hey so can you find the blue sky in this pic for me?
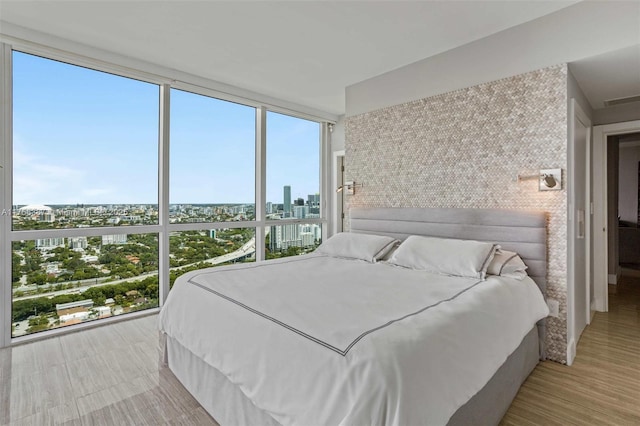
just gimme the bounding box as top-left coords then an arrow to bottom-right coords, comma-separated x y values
12,51 -> 319,205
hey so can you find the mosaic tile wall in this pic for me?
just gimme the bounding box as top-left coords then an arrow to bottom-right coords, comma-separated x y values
345,64 -> 569,363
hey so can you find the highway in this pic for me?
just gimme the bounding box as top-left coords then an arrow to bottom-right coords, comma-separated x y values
13,237 -> 257,302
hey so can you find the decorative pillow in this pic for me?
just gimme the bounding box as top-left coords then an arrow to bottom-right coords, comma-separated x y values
315,232 -> 400,263
487,249 -> 528,280
388,235 -> 498,280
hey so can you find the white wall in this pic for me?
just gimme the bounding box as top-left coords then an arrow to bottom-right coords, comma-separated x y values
331,117 -> 345,153
568,68 -> 594,120
595,103 -> 640,126
346,1 -> 639,116
619,142 -> 640,224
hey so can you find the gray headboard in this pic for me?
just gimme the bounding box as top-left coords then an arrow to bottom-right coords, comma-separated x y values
349,207 -> 547,296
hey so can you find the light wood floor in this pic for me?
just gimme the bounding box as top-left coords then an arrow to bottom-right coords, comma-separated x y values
501,272 -> 640,425
0,315 -> 218,426
1,275 -> 639,425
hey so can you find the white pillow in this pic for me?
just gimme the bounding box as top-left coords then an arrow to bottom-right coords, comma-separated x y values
315,232 -> 400,263
389,235 -> 498,280
487,249 -> 528,280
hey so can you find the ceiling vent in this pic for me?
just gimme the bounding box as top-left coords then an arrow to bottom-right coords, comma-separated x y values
603,94 -> 640,107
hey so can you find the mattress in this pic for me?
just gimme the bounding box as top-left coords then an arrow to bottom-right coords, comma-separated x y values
158,253 -> 548,425
162,325 -> 540,426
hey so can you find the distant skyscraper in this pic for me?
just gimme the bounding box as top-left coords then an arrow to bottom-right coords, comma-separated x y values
269,222 -> 301,251
307,193 -> 320,208
283,185 -> 291,217
293,205 -> 309,219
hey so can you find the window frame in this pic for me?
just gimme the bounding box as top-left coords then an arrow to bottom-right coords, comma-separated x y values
0,42 -> 331,347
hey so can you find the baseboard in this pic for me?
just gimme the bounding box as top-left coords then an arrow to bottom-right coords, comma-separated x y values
567,338 -> 576,366
608,273 -> 618,284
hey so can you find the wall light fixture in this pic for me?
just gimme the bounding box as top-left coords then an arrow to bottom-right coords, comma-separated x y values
517,168 -> 562,191
336,181 -> 362,195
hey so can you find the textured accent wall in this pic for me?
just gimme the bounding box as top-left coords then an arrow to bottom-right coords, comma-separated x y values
345,64 -> 569,363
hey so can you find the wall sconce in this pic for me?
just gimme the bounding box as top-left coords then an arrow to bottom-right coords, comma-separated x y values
517,168 -> 562,191
336,181 -> 362,195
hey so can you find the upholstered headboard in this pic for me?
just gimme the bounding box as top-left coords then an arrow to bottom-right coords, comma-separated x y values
350,207 -> 548,359
349,207 -> 547,296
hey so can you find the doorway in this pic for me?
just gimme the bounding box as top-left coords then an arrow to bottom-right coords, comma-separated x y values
617,133 -> 640,277
593,120 -> 640,312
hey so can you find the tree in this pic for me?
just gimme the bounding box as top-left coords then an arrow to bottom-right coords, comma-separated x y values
27,272 -> 48,286
26,315 -> 50,333
12,251 -> 22,283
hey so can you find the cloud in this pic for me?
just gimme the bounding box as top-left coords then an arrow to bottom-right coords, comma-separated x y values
82,187 -> 115,198
12,141 -> 86,205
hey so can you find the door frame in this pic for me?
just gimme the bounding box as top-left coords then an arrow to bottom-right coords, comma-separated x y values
331,150 -> 345,236
593,120 -> 640,312
566,99 -> 592,365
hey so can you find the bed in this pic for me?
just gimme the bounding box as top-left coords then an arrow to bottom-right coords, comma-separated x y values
158,207 -> 549,425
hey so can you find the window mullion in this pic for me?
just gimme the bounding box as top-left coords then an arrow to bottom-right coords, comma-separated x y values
0,43 -> 13,348
158,84 -> 171,306
255,107 -> 267,262
320,122 -> 329,240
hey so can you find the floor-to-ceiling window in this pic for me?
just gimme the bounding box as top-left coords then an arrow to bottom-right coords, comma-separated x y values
169,88 -> 257,285
10,52 -> 160,337
265,111 -> 322,259
1,46 -> 328,344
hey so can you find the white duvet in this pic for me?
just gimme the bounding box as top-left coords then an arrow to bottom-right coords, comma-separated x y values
158,253 -> 549,425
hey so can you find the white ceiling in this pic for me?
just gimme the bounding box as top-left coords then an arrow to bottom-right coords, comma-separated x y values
570,45 -> 640,110
0,0 -> 583,115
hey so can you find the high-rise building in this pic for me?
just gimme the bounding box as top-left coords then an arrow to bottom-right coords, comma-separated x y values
283,185 -> 291,217
269,221 -> 301,251
300,224 -> 322,244
300,232 -> 314,247
307,193 -> 320,208
308,193 -> 320,214
36,237 -> 65,250
102,234 -> 128,245
69,236 -> 88,250
293,205 -> 309,219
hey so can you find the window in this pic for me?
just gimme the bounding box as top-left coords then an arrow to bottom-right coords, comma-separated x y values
1,46 -> 328,344
169,228 -> 255,287
265,112 -> 321,259
265,223 -> 321,259
170,89 -> 256,222
12,52 -> 159,231
11,233 -> 159,337
10,52 -> 160,336
266,112 -> 320,220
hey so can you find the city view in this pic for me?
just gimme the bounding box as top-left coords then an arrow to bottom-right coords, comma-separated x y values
11,188 -> 322,337
9,50 -> 322,338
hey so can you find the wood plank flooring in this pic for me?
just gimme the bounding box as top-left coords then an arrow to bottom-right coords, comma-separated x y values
0,315 -> 218,426
1,273 -> 638,425
501,272 -> 640,425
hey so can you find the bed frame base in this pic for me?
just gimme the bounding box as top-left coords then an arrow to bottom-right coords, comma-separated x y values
161,326 -> 539,426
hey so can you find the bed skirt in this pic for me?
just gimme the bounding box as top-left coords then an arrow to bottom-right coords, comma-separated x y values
159,325 -> 539,426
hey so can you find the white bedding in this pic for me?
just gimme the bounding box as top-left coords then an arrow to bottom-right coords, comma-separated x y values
158,253 -> 548,425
